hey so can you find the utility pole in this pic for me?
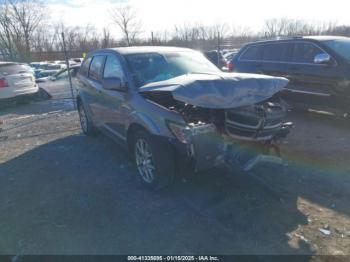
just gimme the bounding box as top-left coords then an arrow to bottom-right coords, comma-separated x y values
151,32 -> 154,45
61,32 -> 76,110
217,31 -> 221,66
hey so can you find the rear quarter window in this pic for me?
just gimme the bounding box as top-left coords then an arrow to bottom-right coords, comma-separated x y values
79,57 -> 92,76
240,45 -> 263,61
88,56 -> 105,81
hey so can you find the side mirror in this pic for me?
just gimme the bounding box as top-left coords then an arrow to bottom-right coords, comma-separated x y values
102,77 -> 127,92
314,53 -> 331,65
50,76 -> 56,81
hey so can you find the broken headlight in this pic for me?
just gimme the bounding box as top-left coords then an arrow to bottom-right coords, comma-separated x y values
166,120 -> 192,144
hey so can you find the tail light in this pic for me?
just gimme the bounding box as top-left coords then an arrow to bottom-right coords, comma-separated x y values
227,62 -> 234,72
0,78 -> 8,88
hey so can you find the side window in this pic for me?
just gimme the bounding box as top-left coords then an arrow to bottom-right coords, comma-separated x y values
262,43 -> 291,62
89,55 -> 105,81
292,43 -> 325,64
240,45 -> 263,60
80,57 -> 92,76
103,55 -> 125,79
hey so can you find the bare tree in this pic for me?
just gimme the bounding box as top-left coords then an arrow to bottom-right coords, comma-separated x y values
0,0 -> 46,61
0,2 -> 16,59
110,5 -> 141,46
262,18 -> 288,38
0,2 -> 345,62
101,27 -> 112,48
261,18 -> 338,38
9,0 -> 45,58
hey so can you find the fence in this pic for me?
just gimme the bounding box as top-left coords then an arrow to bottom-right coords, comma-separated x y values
0,38 -> 254,63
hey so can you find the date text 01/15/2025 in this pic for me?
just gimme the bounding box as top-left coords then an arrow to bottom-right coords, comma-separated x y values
127,256 -> 220,261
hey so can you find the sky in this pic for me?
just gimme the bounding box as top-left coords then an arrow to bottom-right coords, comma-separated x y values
47,0 -> 350,37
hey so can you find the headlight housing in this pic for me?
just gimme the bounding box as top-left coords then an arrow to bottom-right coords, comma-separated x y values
166,120 -> 192,144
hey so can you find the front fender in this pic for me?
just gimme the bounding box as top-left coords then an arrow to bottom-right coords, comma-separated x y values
127,111 -> 163,136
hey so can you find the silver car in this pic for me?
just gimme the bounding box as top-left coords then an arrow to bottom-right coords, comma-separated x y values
76,47 -> 292,189
0,62 -> 38,101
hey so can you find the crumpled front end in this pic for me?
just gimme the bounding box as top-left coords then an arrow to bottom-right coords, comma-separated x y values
140,72 -> 293,172
168,105 -> 292,172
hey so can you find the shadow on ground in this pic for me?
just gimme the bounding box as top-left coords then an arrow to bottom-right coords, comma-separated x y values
0,133 -> 315,258
0,88 -> 53,112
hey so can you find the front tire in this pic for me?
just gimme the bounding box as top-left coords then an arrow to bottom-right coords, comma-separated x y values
133,130 -> 175,190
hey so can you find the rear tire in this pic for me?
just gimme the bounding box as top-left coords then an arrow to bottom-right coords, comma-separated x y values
132,130 -> 175,190
78,102 -> 96,136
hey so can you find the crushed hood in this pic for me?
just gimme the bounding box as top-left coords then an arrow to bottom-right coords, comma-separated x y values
139,72 -> 289,109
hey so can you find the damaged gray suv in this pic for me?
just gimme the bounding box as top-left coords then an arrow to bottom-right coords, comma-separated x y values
76,47 -> 292,189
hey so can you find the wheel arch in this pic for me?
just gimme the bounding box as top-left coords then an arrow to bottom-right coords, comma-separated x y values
126,123 -> 149,153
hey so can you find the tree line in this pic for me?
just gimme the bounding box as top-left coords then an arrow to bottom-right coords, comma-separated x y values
1,0 -> 350,62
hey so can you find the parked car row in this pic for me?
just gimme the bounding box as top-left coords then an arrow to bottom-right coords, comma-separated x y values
203,50 -> 227,68
203,49 -> 239,71
35,64 -> 81,84
0,60 -> 81,103
29,59 -> 82,80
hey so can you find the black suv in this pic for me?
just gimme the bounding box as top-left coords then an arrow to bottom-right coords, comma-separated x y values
230,36 -> 350,115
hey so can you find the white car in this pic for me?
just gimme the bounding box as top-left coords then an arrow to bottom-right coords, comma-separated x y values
0,62 -> 39,100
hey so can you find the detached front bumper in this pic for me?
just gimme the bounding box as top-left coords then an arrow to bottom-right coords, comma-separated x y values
169,122 -> 292,173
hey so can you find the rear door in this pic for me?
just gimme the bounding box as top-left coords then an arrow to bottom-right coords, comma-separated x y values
285,42 -> 339,108
259,43 -> 291,77
79,55 -> 106,127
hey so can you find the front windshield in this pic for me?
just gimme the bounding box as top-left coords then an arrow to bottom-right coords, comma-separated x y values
125,51 -> 220,87
323,39 -> 350,61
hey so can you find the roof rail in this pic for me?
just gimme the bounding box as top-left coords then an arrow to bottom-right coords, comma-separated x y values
265,36 -> 303,41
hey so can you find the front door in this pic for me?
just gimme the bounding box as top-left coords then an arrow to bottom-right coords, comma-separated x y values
284,42 -> 339,108
97,54 -> 129,140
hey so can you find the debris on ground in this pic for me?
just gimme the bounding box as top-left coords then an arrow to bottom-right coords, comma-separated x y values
319,228 -> 331,236
295,233 -> 309,243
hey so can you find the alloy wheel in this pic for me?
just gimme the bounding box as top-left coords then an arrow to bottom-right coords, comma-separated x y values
135,138 -> 155,183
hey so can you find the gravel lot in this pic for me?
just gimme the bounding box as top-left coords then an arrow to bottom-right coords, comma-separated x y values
0,84 -> 349,259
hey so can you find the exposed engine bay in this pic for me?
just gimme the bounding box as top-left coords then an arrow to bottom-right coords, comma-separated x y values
139,72 -> 293,171
143,90 -> 291,143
